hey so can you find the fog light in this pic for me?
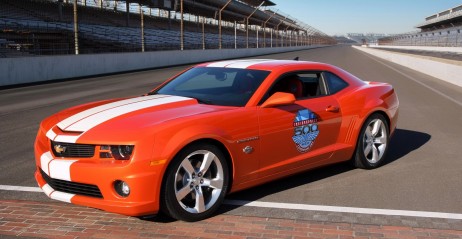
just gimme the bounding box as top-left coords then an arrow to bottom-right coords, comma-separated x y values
114,180 -> 130,197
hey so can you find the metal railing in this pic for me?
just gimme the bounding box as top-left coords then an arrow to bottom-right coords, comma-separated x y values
378,27 -> 462,47
0,0 -> 335,58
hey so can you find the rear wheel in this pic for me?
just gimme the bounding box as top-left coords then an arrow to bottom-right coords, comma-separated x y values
353,113 -> 389,169
161,143 -> 229,221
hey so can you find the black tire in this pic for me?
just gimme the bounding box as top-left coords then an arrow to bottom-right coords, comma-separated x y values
160,143 -> 229,221
353,113 -> 390,169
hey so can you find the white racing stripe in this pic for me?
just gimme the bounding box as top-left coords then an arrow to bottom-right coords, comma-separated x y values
206,59 -> 273,68
206,60 -> 244,68
41,184 -> 54,196
57,94 -> 169,130
37,151 -> 77,202
46,129 -> 57,141
224,200 -> 462,220
39,184 -> 75,203
49,159 -> 77,181
64,95 -> 191,132
40,152 -> 53,175
46,95 -> 192,143
40,152 -> 75,181
225,60 -> 277,69
53,135 -> 80,144
50,191 -> 75,203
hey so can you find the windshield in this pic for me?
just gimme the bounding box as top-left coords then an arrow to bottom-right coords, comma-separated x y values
153,67 -> 270,107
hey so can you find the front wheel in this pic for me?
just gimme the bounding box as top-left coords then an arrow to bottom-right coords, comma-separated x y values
353,113 -> 390,169
161,143 -> 229,221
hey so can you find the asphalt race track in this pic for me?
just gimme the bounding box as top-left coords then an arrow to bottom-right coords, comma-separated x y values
1,45 -> 462,222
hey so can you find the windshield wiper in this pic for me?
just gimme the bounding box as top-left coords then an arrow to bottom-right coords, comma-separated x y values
193,97 -> 213,105
146,93 -> 212,104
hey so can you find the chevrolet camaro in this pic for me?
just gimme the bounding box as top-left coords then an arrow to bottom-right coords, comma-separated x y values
34,59 -> 399,221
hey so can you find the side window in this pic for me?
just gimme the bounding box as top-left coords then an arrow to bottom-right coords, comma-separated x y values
298,73 -> 327,97
324,72 -> 348,95
267,72 -> 327,101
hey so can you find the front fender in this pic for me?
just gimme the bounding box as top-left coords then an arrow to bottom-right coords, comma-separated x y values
149,123 -> 235,189
159,124 -> 233,161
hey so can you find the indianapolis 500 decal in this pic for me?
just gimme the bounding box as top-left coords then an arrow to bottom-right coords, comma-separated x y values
292,109 -> 319,153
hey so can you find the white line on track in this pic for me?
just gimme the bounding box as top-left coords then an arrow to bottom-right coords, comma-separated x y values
2,184 -> 462,220
0,185 -> 42,192
224,200 -> 462,220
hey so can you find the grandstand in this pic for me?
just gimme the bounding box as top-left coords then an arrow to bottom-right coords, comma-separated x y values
0,0 -> 335,57
346,33 -> 387,45
333,35 -> 357,45
378,4 -> 462,47
417,4 -> 462,31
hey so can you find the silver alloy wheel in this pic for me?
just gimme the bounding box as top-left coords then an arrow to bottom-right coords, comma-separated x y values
362,118 -> 388,164
174,150 -> 224,214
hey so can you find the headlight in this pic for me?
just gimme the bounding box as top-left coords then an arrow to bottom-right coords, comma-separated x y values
100,145 -> 134,160
111,145 -> 134,160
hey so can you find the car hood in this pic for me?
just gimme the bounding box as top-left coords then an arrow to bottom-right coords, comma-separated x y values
44,94 -> 234,144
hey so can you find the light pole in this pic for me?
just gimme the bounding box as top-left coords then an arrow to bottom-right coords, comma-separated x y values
246,1 -> 264,48
73,0 -> 79,55
180,0 -> 183,50
263,10 -> 277,48
140,4 -> 144,52
218,0 -> 232,49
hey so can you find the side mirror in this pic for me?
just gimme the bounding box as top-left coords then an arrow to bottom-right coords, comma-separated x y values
261,92 -> 296,108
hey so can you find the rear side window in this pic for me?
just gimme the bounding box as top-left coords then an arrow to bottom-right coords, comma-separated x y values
324,72 -> 348,94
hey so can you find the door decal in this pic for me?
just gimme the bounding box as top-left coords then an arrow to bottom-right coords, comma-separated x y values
292,109 -> 319,153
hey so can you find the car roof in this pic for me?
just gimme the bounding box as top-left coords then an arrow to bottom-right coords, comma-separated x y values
197,59 -> 334,71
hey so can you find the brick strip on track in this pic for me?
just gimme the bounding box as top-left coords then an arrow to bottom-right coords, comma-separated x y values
0,200 -> 461,239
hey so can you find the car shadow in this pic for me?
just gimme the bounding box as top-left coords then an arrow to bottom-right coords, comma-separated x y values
219,128 -> 431,212
384,128 -> 431,165
141,128 -> 430,222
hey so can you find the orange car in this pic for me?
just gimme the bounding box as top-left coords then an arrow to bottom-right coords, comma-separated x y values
34,59 -> 399,221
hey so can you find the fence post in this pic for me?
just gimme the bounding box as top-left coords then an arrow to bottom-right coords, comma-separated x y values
180,0 -> 183,50
234,21 -> 237,49
270,28 -> 272,47
202,16 -> 205,50
140,5 -> 144,52
73,0 -> 79,55
256,26 -> 259,48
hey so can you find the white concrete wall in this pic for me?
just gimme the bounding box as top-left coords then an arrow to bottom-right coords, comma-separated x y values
371,45 -> 462,54
352,46 -> 462,87
0,46 -> 325,87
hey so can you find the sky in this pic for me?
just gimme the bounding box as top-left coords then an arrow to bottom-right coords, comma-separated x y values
270,0 -> 462,36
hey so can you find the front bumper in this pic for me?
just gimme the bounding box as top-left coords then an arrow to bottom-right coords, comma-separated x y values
34,127 -> 163,216
34,153 -> 161,216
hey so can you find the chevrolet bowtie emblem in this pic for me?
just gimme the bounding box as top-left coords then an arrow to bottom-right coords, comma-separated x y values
54,145 -> 67,154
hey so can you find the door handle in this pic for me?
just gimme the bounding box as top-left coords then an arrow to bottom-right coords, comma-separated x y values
325,105 -> 340,113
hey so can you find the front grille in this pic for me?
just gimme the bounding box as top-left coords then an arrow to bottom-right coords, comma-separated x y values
40,168 -> 103,199
51,141 -> 95,158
